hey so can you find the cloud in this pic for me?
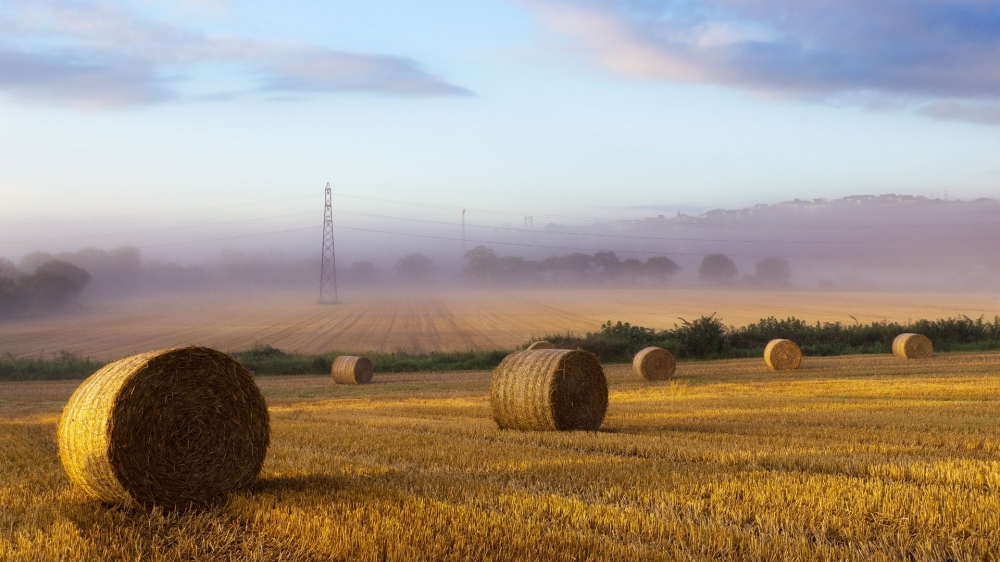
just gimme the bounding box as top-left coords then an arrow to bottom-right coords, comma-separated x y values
0,0 -> 470,108
520,0 -> 1000,121
0,48 -> 172,107
260,51 -> 473,97
918,101 -> 1000,125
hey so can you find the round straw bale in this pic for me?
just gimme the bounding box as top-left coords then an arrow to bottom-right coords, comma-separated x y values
893,333 -> 932,359
57,346 -> 270,509
527,341 -> 556,350
632,347 -> 675,381
331,355 -> 373,385
490,349 -> 607,431
764,339 -> 802,370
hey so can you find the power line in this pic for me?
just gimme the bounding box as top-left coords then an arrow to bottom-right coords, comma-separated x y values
15,204 -> 994,247
331,224 -> 1000,259
333,209 -> 1000,245
137,227 -> 319,249
330,192 -> 641,224
58,215 -> 993,260
330,192 -> 1000,230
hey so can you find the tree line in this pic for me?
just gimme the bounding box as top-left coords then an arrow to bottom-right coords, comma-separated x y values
460,246 -> 791,287
343,247 -> 793,287
0,260 -> 92,318
461,246 -> 681,286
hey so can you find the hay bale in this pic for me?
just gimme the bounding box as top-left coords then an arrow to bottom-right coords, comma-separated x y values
331,355 -> 373,385
57,346 -> 270,509
764,339 -> 802,370
527,341 -> 556,350
632,347 -> 675,381
893,333 -> 933,359
490,349 -> 607,431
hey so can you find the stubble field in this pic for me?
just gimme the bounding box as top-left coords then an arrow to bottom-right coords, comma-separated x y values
2,352 -> 1000,560
2,287 -> 999,360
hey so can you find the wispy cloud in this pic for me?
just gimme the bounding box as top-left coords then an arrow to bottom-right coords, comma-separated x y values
520,0 -> 1000,123
260,51 -> 472,97
0,47 -> 172,107
0,0 -> 470,108
919,100 -> 1000,125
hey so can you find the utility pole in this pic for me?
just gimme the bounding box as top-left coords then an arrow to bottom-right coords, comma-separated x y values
461,208 -> 466,255
319,183 -> 338,304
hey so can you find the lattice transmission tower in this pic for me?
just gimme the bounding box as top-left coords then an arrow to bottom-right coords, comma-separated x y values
319,183 -> 338,304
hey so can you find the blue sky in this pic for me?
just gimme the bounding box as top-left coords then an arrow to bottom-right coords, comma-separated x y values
1,0 -> 999,259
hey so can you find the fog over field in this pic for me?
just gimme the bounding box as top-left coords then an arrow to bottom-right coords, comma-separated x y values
2,193 -> 998,309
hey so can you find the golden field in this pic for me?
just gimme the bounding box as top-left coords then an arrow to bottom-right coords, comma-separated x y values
1,287 -> 999,360
2,352 -> 1000,560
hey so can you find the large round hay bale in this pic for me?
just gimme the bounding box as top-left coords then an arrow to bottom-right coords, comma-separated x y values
632,347 -> 675,381
490,349 -> 607,431
527,341 -> 556,350
893,333 -> 932,359
764,339 -> 802,370
331,355 -> 373,385
57,346 -> 270,509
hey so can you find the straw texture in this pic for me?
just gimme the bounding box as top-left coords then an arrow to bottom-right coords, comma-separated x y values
527,341 -> 556,350
57,346 -> 270,509
764,339 -> 802,370
331,355 -> 373,385
893,333 -> 933,359
490,349 -> 607,431
632,347 -> 676,381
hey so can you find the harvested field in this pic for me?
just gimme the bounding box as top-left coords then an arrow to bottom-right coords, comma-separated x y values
0,288 -> 998,360
2,352 -> 1000,560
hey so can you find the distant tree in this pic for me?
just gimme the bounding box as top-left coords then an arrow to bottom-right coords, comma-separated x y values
35,260 -> 92,289
0,270 -> 25,317
557,253 -> 595,282
699,254 -> 738,284
73,247 -> 142,277
593,251 -> 623,283
463,246 -> 498,283
394,253 -> 435,283
748,256 -> 791,287
0,258 -> 22,279
541,256 -> 561,282
18,251 -> 54,274
495,256 -> 532,283
644,256 -> 681,283
17,261 -> 91,311
621,258 -> 644,283
345,261 -> 379,285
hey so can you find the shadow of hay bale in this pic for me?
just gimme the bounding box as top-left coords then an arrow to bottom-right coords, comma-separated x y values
250,474 -> 347,495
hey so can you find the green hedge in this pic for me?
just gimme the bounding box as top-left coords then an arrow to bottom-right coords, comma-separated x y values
2,314 -> 998,380
543,315 -> 1000,363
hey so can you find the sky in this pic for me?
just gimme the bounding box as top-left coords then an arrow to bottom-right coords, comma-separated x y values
1,0 -> 1000,261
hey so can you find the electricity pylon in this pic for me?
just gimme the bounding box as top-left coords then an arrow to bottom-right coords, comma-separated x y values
319,183 -> 338,304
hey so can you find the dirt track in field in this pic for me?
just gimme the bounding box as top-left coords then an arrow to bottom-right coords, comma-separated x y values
1,287 -> 998,360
